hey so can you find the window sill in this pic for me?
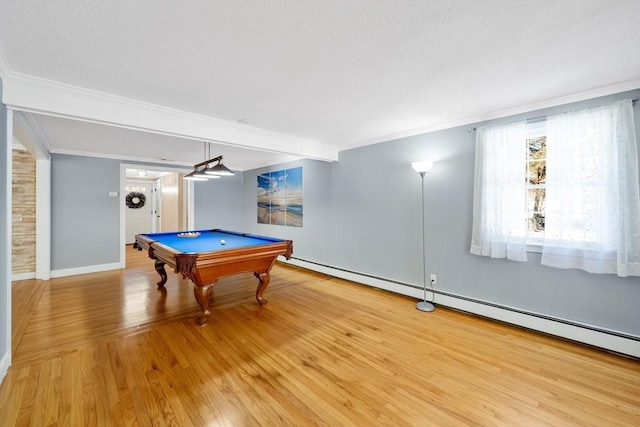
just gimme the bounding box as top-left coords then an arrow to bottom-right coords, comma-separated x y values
526,244 -> 543,253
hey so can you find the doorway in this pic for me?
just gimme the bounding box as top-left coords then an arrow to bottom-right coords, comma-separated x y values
124,180 -> 154,243
120,165 -> 193,267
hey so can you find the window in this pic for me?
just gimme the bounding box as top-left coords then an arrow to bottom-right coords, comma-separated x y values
471,99 -> 640,277
525,134 -> 546,243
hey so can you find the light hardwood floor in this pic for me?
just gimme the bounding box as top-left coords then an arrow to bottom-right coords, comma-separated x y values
1,247 -> 639,426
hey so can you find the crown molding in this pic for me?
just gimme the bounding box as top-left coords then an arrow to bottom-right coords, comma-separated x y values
2,72 -> 339,162
49,147 -> 303,172
340,79 -> 640,151
49,148 -> 194,167
14,111 -> 51,160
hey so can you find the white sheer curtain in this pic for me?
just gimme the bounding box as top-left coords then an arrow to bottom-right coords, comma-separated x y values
470,121 -> 529,261
541,99 -> 640,277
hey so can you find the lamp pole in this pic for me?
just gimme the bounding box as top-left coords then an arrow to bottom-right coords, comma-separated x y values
412,161 -> 435,312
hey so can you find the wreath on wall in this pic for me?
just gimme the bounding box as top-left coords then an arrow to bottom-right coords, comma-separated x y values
126,192 -> 146,209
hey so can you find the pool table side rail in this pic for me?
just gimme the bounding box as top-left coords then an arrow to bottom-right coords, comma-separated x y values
138,229 -> 288,244
210,229 -> 289,243
134,234 -> 293,280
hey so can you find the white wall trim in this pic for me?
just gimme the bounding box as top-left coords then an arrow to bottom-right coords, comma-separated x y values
2,108 -> 13,382
54,148 -> 193,167
2,73 -> 339,162
13,111 -> 52,159
0,351 -> 9,385
342,79 -> 640,150
35,158 -> 51,280
50,262 -> 122,279
283,258 -> 640,358
12,272 -> 35,281
119,164 -> 127,269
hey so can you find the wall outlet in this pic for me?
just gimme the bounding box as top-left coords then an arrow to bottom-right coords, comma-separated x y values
430,274 -> 437,285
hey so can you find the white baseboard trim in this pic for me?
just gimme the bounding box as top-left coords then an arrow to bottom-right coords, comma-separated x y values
50,262 -> 121,278
12,271 -> 35,281
282,258 -> 640,358
0,350 -> 10,385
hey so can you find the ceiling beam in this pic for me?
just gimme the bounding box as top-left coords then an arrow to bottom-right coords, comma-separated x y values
2,73 -> 339,162
13,111 -> 51,160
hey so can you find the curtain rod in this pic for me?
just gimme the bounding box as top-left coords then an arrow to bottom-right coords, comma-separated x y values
467,97 -> 639,133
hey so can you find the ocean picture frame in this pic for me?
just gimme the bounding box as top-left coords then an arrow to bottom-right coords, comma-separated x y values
257,166 -> 303,227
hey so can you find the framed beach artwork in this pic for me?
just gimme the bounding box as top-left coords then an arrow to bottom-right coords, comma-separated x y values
257,167 -> 303,227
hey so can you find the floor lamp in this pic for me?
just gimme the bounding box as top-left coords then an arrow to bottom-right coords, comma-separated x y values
412,160 -> 435,312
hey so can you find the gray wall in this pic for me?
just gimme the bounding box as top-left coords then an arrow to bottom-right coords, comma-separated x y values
242,159 -> 333,264
193,172 -> 244,231
243,90 -> 640,337
0,78 -> 10,373
51,154 -> 122,269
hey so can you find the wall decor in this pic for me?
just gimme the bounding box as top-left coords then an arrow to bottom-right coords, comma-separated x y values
126,191 -> 146,209
257,167 -> 303,227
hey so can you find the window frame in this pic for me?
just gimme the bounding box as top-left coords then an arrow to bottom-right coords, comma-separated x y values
524,120 -> 547,249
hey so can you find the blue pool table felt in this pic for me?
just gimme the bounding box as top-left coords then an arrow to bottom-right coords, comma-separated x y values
140,230 -> 283,254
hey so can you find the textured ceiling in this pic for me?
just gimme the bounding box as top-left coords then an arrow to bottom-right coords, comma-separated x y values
1,0 -> 639,170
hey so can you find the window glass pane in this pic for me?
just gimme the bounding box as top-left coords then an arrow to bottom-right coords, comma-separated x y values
528,160 -> 546,185
527,136 -> 546,185
527,188 -> 545,214
527,136 -> 546,160
527,188 -> 545,237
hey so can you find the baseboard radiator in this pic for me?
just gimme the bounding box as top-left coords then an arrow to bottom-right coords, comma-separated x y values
282,257 -> 640,359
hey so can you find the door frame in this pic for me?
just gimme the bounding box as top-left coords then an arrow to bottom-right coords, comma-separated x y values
119,163 -> 193,268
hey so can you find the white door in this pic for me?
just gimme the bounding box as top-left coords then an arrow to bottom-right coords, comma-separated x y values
125,181 -> 154,243
152,180 -> 161,232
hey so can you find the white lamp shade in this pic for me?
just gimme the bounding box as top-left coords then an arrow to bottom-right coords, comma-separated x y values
205,162 -> 235,176
412,160 -> 434,173
183,173 -> 208,181
184,167 -> 220,181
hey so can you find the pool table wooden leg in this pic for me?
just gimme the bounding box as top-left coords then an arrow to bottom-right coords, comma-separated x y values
193,284 -> 213,326
254,272 -> 270,305
154,260 -> 168,288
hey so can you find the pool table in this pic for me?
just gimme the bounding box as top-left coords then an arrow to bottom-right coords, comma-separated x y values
134,229 -> 293,325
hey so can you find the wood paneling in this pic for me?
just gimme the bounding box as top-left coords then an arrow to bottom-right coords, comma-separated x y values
1,247 -> 639,425
11,148 -> 36,275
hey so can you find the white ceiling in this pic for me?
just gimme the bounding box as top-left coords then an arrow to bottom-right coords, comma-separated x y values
1,0 -> 639,171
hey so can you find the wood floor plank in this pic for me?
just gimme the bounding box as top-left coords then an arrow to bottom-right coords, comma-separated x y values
104,341 -> 138,426
0,364 -> 31,427
10,278 -> 45,355
1,246 -> 639,426
57,349 -> 82,426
